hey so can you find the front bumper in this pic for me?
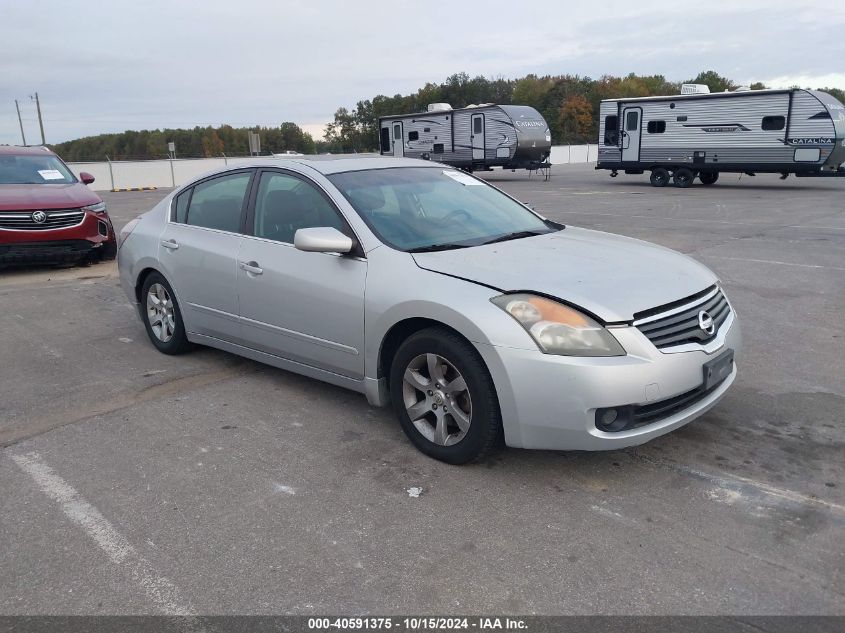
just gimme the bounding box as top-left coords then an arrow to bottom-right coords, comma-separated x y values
476,313 -> 741,451
0,211 -> 116,265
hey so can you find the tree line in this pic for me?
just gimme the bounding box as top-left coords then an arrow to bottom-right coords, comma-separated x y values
51,71 -> 845,160
52,122 -> 317,162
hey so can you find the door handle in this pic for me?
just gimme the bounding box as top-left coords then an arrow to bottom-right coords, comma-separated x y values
239,261 -> 263,275
161,239 -> 179,250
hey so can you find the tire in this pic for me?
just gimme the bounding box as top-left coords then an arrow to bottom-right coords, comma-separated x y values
650,168 -> 670,187
140,272 -> 191,355
673,167 -> 696,188
699,171 -> 719,185
389,327 -> 501,464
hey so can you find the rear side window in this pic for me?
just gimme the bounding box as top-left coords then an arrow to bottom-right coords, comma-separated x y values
762,116 -> 785,131
604,115 -> 619,145
380,127 -> 391,152
647,120 -> 666,134
186,172 -> 251,233
173,190 -> 190,223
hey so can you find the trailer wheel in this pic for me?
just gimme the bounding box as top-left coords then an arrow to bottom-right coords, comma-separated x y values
699,171 -> 719,185
650,168 -> 670,187
673,168 -> 695,188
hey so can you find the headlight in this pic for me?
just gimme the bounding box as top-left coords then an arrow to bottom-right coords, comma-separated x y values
82,201 -> 107,214
491,293 -> 625,357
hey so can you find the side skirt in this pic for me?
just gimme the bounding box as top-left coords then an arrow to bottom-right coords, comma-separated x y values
187,332 -> 369,398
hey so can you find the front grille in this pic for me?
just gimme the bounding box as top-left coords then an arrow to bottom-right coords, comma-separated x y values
0,209 -> 86,231
635,286 -> 731,349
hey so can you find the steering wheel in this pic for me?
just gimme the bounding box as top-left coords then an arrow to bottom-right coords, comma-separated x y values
442,208 -> 471,222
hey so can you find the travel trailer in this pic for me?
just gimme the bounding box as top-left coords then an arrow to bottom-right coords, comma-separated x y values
596,85 -> 845,187
378,104 -> 552,172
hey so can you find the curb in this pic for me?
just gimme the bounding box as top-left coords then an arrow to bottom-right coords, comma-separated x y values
111,187 -> 158,192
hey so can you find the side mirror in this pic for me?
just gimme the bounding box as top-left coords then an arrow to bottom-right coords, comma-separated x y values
294,227 -> 354,254
79,172 -> 95,185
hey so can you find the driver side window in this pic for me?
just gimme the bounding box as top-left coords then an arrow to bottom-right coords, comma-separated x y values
253,172 -> 345,244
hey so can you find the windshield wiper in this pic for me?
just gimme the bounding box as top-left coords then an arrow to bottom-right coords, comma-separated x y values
481,230 -> 549,245
407,242 -> 471,253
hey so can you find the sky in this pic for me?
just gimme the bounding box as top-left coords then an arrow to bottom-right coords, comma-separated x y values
2,0 -> 844,145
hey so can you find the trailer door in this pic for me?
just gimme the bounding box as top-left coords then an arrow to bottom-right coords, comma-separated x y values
621,107 -> 642,162
391,121 -> 404,157
471,114 -> 485,160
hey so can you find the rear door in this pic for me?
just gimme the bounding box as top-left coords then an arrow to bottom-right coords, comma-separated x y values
157,170 -> 254,343
471,113 -> 485,160
621,107 -> 642,162
237,169 -> 367,378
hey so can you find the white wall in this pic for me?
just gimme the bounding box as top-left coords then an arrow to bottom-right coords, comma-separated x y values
68,147 -> 596,191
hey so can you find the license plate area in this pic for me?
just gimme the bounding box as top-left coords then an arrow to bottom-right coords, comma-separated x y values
703,349 -> 734,390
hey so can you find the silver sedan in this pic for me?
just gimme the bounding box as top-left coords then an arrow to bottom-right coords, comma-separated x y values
118,157 -> 740,464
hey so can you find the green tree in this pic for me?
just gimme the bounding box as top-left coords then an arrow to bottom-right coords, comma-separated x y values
686,70 -> 737,93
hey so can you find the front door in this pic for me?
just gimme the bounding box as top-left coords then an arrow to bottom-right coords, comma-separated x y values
621,107 -> 642,162
392,121 -> 404,157
471,114 -> 485,160
157,170 -> 253,343
237,169 -> 366,378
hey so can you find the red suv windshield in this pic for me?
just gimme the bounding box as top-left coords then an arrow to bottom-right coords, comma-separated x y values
0,154 -> 76,185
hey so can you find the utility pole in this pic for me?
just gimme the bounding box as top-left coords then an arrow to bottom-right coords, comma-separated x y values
14,100 -> 27,145
30,92 -> 46,145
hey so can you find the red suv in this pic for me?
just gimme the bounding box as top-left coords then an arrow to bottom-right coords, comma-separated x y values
0,145 -> 116,266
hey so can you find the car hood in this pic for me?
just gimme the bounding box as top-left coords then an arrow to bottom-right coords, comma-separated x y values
411,228 -> 717,322
0,183 -> 101,211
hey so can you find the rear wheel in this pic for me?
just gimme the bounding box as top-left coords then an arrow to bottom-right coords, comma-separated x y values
389,327 -> 501,464
141,272 -> 191,355
650,168 -> 670,187
673,167 -> 696,188
699,171 -> 719,185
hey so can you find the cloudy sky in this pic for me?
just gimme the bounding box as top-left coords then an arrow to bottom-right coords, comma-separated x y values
2,0 -> 844,145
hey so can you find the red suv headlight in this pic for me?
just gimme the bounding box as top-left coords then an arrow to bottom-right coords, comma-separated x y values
82,201 -> 107,214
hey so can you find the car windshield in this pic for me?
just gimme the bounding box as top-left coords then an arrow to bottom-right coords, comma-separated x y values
0,154 -> 76,185
328,167 -> 557,251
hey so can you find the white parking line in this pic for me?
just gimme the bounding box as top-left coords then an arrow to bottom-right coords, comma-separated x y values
9,451 -> 196,616
705,255 -> 845,272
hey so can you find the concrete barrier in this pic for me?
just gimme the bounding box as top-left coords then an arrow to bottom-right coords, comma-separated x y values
68,146 -> 598,191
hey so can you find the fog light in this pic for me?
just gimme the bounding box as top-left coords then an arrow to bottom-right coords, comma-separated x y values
595,406 -> 632,432
600,409 -> 618,425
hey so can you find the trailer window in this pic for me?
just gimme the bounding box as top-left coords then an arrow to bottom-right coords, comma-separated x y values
380,128 -> 391,153
647,120 -> 666,134
762,116 -> 785,131
408,131 -> 419,141
473,117 -> 483,134
603,115 -> 619,145
393,124 -> 402,140
433,143 -> 444,154
625,111 -> 639,131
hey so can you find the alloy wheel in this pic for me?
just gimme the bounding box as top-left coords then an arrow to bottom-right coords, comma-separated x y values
402,353 -> 472,446
146,283 -> 176,343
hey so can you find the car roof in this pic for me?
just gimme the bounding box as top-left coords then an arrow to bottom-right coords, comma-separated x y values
0,145 -> 57,157
231,154 -> 440,175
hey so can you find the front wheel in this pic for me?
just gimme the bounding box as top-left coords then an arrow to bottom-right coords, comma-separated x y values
699,171 -> 719,185
389,328 -> 501,464
141,272 -> 191,355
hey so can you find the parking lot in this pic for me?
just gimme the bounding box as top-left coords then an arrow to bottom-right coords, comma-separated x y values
1,163 -> 843,615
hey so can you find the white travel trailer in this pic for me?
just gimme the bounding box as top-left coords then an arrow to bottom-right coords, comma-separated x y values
378,104 -> 552,172
596,86 -> 845,187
